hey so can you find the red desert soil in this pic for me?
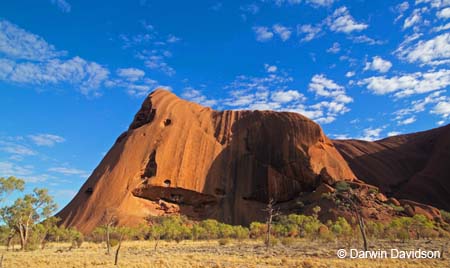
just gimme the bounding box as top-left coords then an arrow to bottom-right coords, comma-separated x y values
334,124 -> 450,212
57,89 -> 357,233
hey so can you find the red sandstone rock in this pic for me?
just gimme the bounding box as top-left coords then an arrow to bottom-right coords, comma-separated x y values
57,89 -> 356,233
334,125 -> 450,211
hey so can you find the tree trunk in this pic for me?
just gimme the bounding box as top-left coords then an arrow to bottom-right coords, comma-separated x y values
356,211 -> 368,251
114,236 -> 123,266
6,234 -> 13,251
106,225 -> 111,255
266,215 -> 272,248
18,225 -> 27,251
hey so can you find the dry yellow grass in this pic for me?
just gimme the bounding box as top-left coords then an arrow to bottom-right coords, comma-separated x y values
1,239 -> 449,268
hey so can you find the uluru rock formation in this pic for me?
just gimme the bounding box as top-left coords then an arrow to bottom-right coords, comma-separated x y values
57,89 -> 357,233
334,124 -> 450,212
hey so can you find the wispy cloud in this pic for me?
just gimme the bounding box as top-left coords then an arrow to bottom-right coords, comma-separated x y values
0,20 -> 65,61
253,26 -> 274,42
48,167 -> 89,178
182,87 -> 218,107
0,141 -> 36,156
0,161 -> 34,177
116,68 -> 145,82
28,134 -> 65,147
0,19 -> 111,96
50,0 -> 71,13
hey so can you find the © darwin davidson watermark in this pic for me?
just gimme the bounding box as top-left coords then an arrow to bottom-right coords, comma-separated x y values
336,248 -> 441,259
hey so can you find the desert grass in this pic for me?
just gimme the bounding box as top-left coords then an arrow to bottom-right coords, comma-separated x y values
1,239 -> 449,268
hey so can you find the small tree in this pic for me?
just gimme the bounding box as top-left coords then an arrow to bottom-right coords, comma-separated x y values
0,188 -> 57,250
0,176 -> 25,250
333,182 -> 368,251
263,198 -> 280,248
101,209 -> 117,255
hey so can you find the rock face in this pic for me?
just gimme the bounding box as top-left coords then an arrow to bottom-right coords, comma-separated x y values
333,124 -> 450,211
57,89 -> 356,233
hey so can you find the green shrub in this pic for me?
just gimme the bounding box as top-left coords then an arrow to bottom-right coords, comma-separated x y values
440,210 -> 450,224
335,181 -> 350,192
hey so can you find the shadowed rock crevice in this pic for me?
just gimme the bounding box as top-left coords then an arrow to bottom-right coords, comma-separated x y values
141,150 -> 157,179
129,95 -> 156,130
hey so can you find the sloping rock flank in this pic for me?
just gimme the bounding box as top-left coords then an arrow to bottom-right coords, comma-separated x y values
334,124 -> 450,211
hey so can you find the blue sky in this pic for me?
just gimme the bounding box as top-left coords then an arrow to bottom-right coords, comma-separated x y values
1,0 -> 449,209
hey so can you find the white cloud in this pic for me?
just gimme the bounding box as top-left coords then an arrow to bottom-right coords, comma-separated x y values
181,87 -> 218,107
297,24 -> 322,42
327,7 -> 368,33
268,0 -> 334,7
348,35 -> 385,45
240,4 -> 260,15
437,7 -> 450,18
309,74 -> 346,99
364,56 -> 392,73
137,49 -> 175,76
271,90 -> 305,103
359,127 -> 383,141
333,134 -> 350,139
306,0 -> 335,7
50,0 -> 71,13
253,25 -> 291,42
166,34 -> 181,43
393,90 -> 448,122
307,74 -> 353,123
345,71 -> 355,77
0,57 -> 110,96
0,141 -> 36,156
415,0 -> 450,9
398,2 -> 410,12
0,161 -> 34,177
432,101 -> 450,117
394,2 -> 410,23
398,116 -> 417,125
432,22 -> 450,32
359,69 -> 450,98
28,134 -> 65,147
48,167 -> 89,177
0,19 -> 65,61
264,64 -> 278,73
403,9 -> 423,29
116,68 -> 145,82
396,33 -> 450,66
272,24 -> 292,41
387,131 -> 402,136
253,26 -> 274,42
327,42 -> 341,53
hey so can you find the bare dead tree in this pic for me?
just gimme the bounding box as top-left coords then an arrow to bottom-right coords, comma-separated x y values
102,209 -> 117,255
336,187 -> 368,251
262,198 -> 280,248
